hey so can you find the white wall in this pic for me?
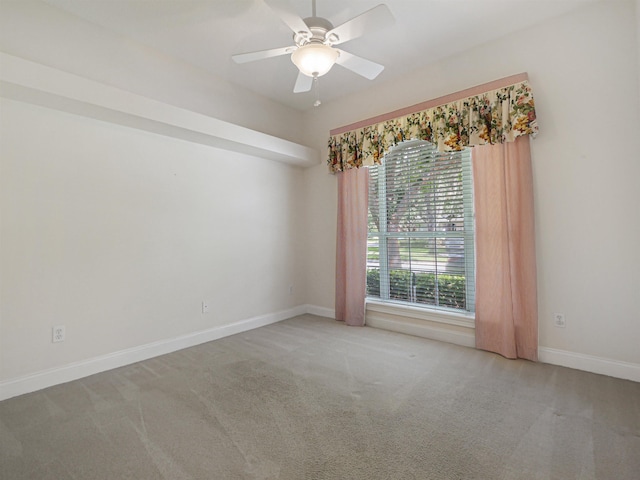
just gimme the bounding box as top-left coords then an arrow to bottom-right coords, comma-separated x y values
1,0 -> 639,392
0,97 -> 306,381
302,0 -> 640,367
0,1 -> 310,388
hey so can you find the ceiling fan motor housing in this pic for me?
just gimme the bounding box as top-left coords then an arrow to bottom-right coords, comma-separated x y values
293,17 -> 338,46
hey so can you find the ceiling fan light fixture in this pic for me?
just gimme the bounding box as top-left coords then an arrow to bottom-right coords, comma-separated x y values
291,44 -> 339,77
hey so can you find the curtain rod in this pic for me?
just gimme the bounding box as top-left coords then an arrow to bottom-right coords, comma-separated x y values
330,72 -> 529,136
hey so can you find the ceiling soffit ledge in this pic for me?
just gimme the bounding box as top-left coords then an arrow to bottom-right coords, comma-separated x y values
0,53 -> 319,168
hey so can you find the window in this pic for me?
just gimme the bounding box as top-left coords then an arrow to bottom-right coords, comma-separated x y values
366,140 -> 475,313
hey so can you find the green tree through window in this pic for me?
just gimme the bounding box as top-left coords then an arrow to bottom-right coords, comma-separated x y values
367,140 -> 475,312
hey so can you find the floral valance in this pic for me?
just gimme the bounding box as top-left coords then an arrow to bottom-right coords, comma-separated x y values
327,80 -> 538,173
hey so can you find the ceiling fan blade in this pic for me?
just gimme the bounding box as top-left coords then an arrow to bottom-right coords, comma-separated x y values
232,46 -> 294,64
335,49 -> 384,80
293,71 -> 313,93
326,4 -> 394,45
264,0 -> 312,36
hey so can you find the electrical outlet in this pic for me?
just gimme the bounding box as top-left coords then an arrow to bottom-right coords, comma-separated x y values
202,300 -> 209,314
52,325 -> 66,343
553,313 -> 566,328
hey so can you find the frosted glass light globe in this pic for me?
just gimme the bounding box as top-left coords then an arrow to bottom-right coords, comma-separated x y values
291,44 -> 339,77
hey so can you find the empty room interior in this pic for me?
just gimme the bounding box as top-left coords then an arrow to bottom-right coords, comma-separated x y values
1,0 -> 639,478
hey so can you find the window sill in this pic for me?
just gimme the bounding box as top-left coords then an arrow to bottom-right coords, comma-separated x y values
365,299 -> 475,329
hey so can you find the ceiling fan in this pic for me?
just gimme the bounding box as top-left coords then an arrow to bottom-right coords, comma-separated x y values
232,0 -> 394,104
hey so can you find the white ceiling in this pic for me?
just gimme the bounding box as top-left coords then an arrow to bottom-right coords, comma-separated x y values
42,0 -> 595,111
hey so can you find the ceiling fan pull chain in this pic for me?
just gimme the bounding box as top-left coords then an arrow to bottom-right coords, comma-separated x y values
313,75 -> 321,107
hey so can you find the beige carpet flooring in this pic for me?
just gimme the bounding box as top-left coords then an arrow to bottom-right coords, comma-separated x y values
1,314 -> 639,479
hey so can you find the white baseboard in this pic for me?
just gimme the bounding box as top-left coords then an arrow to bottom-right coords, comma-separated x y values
303,304 -> 336,319
365,307 -> 639,383
4,307 -> 637,401
538,347 -> 640,383
0,305 -> 308,401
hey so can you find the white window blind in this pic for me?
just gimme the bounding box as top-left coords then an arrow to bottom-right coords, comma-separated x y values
367,140 -> 475,313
